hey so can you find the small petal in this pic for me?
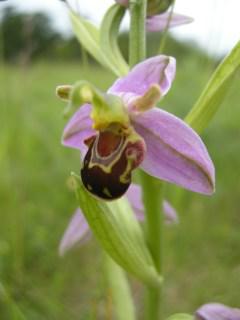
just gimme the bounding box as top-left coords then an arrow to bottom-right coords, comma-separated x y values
62,103 -> 95,152
59,209 -> 91,256
109,55 -> 176,99
126,184 -> 178,224
147,12 -> 193,32
131,108 -> 215,195
195,303 -> 240,320
132,84 -> 162,113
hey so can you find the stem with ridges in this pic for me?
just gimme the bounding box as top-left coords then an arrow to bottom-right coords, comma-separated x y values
141,171 -> 163,320
129,0 -> 147,67
129,0 -> 163,318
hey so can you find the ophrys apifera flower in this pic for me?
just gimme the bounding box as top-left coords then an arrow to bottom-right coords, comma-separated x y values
57,55 -> 215,200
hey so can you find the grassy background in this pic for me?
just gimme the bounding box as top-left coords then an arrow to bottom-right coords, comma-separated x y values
0,54 -> 240,319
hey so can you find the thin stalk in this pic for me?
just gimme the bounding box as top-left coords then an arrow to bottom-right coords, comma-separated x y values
103,253 -> 136,320
129,0 -> 164,319
141,171 -> 163,320
129,0 -> 147,67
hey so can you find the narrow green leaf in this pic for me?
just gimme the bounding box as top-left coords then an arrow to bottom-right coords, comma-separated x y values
0,283 -> 26,320
100,4 -> 129,76
104,254 -> 136,320
72,174 -> 162,287
185,41 -> 240,133
70,11 -> 123,76
166,314 -> 193,320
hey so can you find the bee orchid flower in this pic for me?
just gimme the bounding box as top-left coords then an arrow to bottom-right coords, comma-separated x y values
59,183 -> 178,256
57,55 -> 215,200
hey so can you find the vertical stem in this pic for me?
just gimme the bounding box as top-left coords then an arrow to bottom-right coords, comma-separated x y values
129,1 -> 163,319
129,0 -> 147,67
103,253 -> 136,320
141,171 -> 163,320
141,173 -> 163,273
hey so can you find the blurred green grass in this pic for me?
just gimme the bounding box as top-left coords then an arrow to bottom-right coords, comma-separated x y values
0,58 -> 239,319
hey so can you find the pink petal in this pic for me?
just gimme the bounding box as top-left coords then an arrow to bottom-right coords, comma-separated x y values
195,303 -> 240,320
131,108 -> 215,195
126,184 -> 144,221
109,55 -> 176,98
147,12 -> 193,32
127,184 -> 178,224
163,200 -> 179,224
62,103 -> 95,152
59,208 -> 91,256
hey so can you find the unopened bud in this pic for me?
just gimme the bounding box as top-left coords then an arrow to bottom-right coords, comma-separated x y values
147,0 -> 174,16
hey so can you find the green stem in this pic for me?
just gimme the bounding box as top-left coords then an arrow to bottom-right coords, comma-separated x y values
141,171 -> 163,320
129,0 -> 164,318
129,0 -> 147,67
141,173 -> 163,273
103,253 -> 136,320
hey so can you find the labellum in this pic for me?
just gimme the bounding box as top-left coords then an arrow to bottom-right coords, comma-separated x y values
81,124 -> 146,200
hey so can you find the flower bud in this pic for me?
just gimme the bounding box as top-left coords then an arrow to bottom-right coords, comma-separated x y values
147,0 -> 174,16
115,0 -> 174,16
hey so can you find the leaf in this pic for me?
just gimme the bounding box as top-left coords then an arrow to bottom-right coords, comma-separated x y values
185,41 -> 240,133
72,174 -> 162,287
70,11 -> 123,76
166,314 -> 193,320
104,254 -> 136,320
0,283 -> 26,320
100,4 -> 129,76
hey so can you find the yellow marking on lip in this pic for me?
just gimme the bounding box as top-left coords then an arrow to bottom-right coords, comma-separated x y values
102,188 -> 112,198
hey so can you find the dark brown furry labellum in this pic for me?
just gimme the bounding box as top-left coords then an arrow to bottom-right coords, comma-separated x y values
81,125 -> 145,200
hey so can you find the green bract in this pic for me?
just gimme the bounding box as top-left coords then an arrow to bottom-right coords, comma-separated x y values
100,4 -> 129,76
70,10 -> 126,77
72,174 -> 162,287
185,41 -> 240,133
